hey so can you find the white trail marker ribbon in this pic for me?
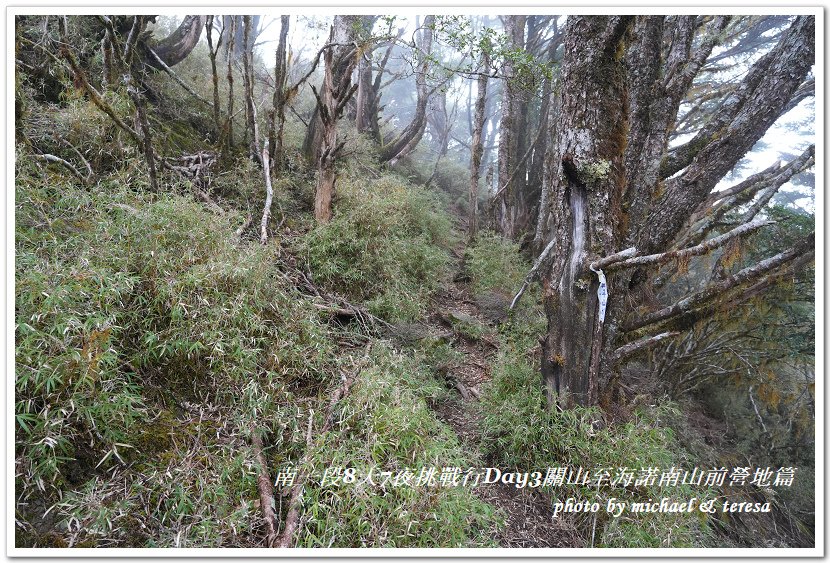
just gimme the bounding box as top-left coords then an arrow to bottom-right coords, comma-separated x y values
590,265 -> 608,324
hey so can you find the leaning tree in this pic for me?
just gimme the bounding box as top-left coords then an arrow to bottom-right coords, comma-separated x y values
522,15 -> 815,408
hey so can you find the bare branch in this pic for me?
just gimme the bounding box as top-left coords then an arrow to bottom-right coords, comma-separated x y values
250,432 -> 279,547
611,331 -> 680,364
510,237 -> 557,311
146,46 -> 212,106
588,247 -> 638,271
33,154 -> 86,184
596,219 -> 774,272
260,148 -> 273,244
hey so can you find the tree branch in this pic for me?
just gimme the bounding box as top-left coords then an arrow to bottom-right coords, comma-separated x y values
611,331 -> 679,364
146,46 -> 212,106
59,45 -> 141,144
595,219 -> 773,272
623,234 -> 814,333
260,148 -> 274,244
250,432 -> 279,547
510,236 -> 557,311
33,154 -> 86,184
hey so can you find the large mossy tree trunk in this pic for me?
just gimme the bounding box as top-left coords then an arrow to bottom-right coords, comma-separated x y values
536,15 -> 815,409
538,16 -> 631,407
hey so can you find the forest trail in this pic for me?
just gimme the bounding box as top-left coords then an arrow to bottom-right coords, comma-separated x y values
418,217 -> 580,548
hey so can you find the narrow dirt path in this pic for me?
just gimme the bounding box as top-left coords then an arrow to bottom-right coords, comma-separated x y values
423,238 -> 580,548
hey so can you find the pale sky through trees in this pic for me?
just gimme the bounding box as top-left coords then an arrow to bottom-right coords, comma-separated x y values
156,13 -> 815,213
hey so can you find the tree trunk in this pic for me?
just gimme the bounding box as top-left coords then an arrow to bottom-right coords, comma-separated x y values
303,15 -> 367,164
468,49 -> 490,240
427,89 -> 450,156
495,15 -> 527,239
354,16 -> 381,135
127,83 -> 158,192
242,16 -> 261,161
224,16 -> 236,150
312,24 -> 359,223
268,15 -> 290,170
534,15 -> 814,409
537,16 -> 632,407
379,15 -> 435,164
146,15 -> 205,68
221,16 -> 260,60
314,48 -> 338,223
205,16 -> 223,139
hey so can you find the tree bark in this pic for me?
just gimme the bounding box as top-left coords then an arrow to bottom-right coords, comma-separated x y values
537,16 -> 633,407
206,16 -> 223,138
495,15 -> 527,239
268,16 -> 290,170
379,15 -> 435,164
242,15 -> 261,161
146,15 -> 205,68
468,48 -> 490,240
312,25 -> 359,223
224,16 -> 236,150
531,15 -> 814,409
303,15 -> 366,164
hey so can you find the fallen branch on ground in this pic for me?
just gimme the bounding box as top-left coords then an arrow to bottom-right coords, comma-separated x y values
33,154 -> 87,184
250,432 -> 279,547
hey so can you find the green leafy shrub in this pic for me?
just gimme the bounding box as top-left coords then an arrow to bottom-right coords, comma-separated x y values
301,172 -> 454,320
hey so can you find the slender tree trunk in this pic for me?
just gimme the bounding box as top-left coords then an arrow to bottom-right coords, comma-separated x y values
101,35 -> 113,90
354,16 -> 380,134
242,15 -> 261,161
314,47 -> 338,223
468,49 -> 490,241
268,15 -> 290,170
224,16 -> 236,150
205,16 -> 223,139
495,15 -> 526,239
127,84 -> 158,192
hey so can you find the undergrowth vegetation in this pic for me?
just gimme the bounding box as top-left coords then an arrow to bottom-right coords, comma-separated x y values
479,319 -> 716,547
15,13 -> 813,551
300,171 -> 454,321
15,145 -> 492,547
297,346 -> 497,547
465,231 -> 527,295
